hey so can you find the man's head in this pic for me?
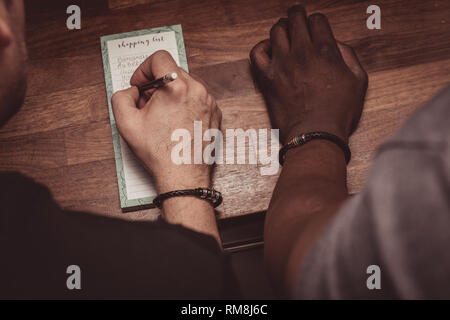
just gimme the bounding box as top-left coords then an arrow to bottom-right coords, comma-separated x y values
0,0 -> 26,127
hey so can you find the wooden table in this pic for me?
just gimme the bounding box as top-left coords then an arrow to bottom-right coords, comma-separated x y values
1,0 -> 449,223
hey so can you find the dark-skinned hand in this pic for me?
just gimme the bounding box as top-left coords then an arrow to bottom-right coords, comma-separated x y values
250,5 -> 368,144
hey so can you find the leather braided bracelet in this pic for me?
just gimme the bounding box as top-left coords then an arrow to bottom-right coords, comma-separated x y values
152,188 -> 223,209
279,132 -> 351,166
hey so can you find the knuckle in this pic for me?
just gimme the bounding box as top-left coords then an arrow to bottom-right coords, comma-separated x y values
206,93 -> 214,105
171,79 -> 189,96
111,91 -> 122,107
309,13 -> 327,23
152,49 -> 171,59
360,69 -> 369,84
270,23 -> 281,37
316,42 -> 339,60
250,44 -> 261,61
288,5 -> 306,18
249,48 -> 256,61
190,81 -> 208,98
318,43 -> 333,55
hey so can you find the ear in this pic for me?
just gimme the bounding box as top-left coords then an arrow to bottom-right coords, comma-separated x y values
0,17 -> 12,48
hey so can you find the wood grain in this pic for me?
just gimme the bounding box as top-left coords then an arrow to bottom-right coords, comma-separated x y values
0,0 -> 448,220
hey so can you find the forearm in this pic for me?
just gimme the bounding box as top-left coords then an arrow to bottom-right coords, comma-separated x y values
112,51 -> 223,246
157,175 -> 221,245
161,197 -> 220,245
265,140 -> 348,295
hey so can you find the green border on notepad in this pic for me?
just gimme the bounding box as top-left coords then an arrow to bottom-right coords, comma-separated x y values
100,24 -> 189,211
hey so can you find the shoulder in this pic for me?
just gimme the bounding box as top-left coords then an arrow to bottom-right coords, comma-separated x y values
0,171 -> 59,231
0,171 -> 58,220
379,85 -> 450,153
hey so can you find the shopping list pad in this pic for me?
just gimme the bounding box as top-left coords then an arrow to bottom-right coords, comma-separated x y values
100,25 -> 189,211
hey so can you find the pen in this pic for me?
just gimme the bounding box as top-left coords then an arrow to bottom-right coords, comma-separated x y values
138,72 -> 178,93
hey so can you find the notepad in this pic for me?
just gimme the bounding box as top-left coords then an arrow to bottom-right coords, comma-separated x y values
100,25 -> 189,211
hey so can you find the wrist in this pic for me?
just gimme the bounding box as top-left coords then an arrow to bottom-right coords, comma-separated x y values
284,124 -> 349,145
154,168 -> 211,194
152,167 -> 220,242
158,185 -> 219,243
284,139 -> 348,166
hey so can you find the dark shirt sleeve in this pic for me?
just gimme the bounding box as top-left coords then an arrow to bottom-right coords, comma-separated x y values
294,85 -> 450,299
0,172 -> 239,299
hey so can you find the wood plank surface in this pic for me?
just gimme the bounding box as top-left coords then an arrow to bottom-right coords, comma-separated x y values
0,0 -> 448,221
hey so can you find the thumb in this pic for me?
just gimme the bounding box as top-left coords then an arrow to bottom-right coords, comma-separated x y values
111,86 -> 141,135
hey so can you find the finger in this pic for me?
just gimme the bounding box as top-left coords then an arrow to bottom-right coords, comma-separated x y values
270,18 -> 290,58
137,93 -> 150,109
111,86 -> 141,132
287,5 -> 312,52
337,41 -> 368,83
130,50 -> 179,87
308,13 -> 340,58
211,104 -> 222,130
206,93 -> 215,107
250,39 -> 271,74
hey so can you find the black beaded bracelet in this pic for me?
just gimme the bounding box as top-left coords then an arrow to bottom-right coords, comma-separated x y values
279,132 -> 351,166
152,188 -> 223,209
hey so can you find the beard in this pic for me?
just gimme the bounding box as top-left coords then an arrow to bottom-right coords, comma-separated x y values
0,74 -> 27,127
0,40 -> 27,127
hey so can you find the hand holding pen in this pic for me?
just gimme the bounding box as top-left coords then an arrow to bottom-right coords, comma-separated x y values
138,72 -> 178,95
111,50 -> 221,242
